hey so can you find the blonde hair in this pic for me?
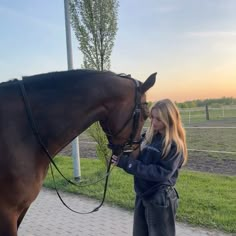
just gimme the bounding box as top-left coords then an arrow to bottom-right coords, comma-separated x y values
142,99 -> 188,165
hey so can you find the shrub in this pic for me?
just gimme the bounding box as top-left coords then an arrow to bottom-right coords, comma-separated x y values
87,122 -> 111,167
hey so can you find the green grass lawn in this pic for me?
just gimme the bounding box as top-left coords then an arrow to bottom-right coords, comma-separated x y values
177,171 -> 236,233
44,156 -> 236,234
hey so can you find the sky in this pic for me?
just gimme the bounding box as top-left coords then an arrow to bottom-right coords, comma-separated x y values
0,0 -> 235,102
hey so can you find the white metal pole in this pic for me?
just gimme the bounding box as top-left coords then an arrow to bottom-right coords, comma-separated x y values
64,0 -> 81,181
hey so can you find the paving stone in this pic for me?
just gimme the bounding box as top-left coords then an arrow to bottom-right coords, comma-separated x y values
18,188 -> 233,236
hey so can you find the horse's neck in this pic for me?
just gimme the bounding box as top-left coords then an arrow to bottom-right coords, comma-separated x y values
25,72 -> 125,156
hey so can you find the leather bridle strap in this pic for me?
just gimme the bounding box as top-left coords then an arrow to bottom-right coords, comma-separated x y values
112,79 -> 141,138
106,78 -> 142,153
19,80 -> 77,186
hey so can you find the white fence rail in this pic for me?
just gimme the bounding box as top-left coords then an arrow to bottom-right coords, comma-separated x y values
82,126 -> 236,156
179,106 -> 236,124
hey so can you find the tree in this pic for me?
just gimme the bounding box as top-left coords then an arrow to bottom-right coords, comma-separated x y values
69,0 -> 119,166
69,0 -> 119,70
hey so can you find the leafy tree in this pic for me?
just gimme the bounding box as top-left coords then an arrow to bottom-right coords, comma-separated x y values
177,97 -> 236,108
69,0 -> 119,166
69,0 -> 119,70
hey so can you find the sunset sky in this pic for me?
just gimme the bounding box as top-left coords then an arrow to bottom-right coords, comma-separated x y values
0,0 -> 235,102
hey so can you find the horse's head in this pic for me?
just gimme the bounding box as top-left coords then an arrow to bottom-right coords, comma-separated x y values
100,73 -> 156,156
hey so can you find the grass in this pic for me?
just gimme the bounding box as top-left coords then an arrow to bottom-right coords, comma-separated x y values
186,127 -> 236,160
43,156 -> 236,234
177,170 -> 236,233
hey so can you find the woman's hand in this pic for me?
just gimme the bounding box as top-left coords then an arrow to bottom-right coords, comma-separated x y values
111,155 -> 120,166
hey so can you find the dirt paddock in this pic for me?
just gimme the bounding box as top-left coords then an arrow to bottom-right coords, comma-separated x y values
60,138 -> 236,176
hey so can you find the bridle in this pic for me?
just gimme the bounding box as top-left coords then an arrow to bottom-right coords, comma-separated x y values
18,76 -> 144,215
101,78 -> 144,156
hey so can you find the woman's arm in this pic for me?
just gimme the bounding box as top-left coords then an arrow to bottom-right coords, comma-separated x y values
113,146 -> 183,182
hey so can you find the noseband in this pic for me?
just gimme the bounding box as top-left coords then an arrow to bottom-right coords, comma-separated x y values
102,79 -> 143,155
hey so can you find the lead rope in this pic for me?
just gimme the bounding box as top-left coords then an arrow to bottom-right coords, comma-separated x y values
19,80 -> 113,214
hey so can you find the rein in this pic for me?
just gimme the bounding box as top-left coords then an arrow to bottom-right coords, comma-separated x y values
18,77 -> 142,214
19,80 -> 112,214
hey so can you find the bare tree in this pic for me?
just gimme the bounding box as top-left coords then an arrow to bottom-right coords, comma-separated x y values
69,0 -> 119,71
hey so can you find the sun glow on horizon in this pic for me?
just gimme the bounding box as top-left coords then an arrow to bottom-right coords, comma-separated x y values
146,72 -> 236,102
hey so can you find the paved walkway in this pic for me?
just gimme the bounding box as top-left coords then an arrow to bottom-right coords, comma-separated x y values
18,188 -> 233,236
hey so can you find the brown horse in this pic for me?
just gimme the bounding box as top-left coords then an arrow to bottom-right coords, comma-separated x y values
0,69 -> 156,236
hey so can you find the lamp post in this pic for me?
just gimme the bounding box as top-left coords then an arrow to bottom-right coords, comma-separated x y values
64,0 -> 81,181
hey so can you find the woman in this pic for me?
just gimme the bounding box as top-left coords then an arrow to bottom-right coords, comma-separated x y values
112,99 -> 187,236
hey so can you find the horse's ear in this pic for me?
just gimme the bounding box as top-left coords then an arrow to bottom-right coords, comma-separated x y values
141,72 -> 157,93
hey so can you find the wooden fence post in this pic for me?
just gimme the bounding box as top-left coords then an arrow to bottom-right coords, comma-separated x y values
205,104 -> 210,120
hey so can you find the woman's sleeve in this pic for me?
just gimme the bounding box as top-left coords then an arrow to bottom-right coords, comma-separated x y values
117,146 -> 184,182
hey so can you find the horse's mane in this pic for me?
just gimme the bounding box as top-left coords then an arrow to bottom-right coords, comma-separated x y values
22,69 -> 114,81
0,70 -> 135,88
0,79 -> 19,88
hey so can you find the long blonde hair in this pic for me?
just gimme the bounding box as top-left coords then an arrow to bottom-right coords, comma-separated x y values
142,99 -> 188,165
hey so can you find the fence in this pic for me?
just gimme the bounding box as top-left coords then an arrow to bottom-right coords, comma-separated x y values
179,106 -> 236,124
73,107 -> 236,160
78,125 -> 236,158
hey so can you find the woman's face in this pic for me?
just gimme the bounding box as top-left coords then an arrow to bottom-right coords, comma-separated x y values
150,108 -> 165,134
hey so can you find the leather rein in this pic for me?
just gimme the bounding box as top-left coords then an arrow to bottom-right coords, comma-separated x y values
18,77 -> 142,214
